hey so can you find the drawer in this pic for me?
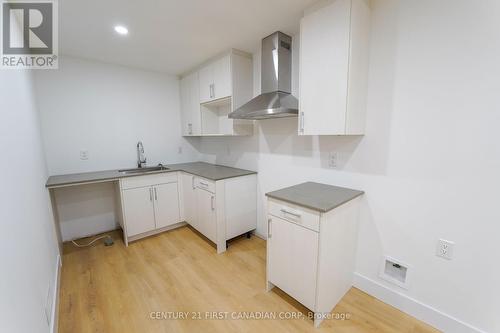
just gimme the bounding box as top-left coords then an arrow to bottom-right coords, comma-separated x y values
194,177 -> 215,193
120,172 -> 178,190
268,198 -> 320,232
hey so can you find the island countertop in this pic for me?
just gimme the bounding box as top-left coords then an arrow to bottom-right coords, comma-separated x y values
46,162 -> 256,188
266,182 -> 364,213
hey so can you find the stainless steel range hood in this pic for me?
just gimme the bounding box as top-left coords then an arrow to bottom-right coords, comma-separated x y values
229,32 -> 298,120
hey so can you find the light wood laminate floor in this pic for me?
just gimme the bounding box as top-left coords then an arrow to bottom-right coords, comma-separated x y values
59,226 -> 440,333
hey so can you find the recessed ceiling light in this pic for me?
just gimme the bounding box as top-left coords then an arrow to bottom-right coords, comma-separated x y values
114,25 -> 128,35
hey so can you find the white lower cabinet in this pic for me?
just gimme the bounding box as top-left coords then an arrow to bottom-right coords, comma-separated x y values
154,182 -> 180,229
266,197 -> 361,328
119,173 -> 181,244
120,171 -> 257,253
195,187 -> 216,243
121,186 -> 156,237
181,173 -> 197,229
180,172 -> 257,253
267,216 -> 318,310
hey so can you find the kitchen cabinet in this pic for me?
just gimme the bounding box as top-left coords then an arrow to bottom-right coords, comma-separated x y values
266,191 -> 362,328
195,187 -> 216,243
299,0 -> 370,135
180,72 -> 201,136
267,215 -> 318,310
180,173 -> 197,229
121,186 -> 156,237
119,169 -> 256,252
180,173 -> 257,253
180,49 -> 254,137
199,54 -> 231,103
153,182 -> 180,229
119,172 -> 181,244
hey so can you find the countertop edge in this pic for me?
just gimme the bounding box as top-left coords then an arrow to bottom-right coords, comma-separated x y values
265,190 -> 364,213
45,164 -> 257,189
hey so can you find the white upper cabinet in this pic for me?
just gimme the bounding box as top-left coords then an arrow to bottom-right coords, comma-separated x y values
180,49 -> 254,137
199,54 -> 232,103
180,72 -> 201,136
299,0 -> 370,135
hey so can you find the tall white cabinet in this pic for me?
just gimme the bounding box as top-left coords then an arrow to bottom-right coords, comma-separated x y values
180,72 -> 201,136
299,0 -> 370,135
179,49 -> 254,136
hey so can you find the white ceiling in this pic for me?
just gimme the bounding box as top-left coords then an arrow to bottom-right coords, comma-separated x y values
60,0 -> 316,75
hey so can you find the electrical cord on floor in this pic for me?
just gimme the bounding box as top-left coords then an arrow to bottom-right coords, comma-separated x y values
71,234 -> 113,247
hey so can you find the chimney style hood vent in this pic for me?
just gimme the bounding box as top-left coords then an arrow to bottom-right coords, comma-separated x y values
229,32 -> 298,120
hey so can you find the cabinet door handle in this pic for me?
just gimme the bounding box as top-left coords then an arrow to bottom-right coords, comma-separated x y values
280,209 -> 301,218
188,123 -> 192,135
211,196 -> 215,211
149,188 -> 153,202
154,187 -> 158,201
212,83 -> 215,98
209,84 -> 213,98
268,218 -> 272,238
300,112 -> 305,133
200,181 -> 209,187
192,176 -> 195,189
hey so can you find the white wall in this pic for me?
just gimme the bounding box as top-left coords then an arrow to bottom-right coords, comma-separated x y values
194,1 -> 500,332
34,57 -> 200,240
0,71 -> 60,332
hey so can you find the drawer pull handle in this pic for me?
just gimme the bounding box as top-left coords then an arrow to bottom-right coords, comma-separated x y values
268,218 -> 272,238
200,182 -> 209,187
280,209 -> 301,218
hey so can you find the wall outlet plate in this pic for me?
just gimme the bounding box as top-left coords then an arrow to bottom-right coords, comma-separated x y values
328,152 -> 338,168
79,149 -> 89,160
436,239 -> 454,260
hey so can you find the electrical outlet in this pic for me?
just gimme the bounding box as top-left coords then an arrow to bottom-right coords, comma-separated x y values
328,152 -> 338,168
436,239 -> 454,260
178,146 -> 183,154
79,150 -> 89,160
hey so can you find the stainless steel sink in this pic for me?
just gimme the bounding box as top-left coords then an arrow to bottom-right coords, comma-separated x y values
119,165 -> 169,174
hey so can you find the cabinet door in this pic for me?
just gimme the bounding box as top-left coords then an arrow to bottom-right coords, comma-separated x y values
122,187 -> 156,237
181,173 -> 197,227
212,54 -> 232,100
267,215 -> 318,310
196,188 -> 216,243
299,0 -> 351,135
180,72 -> 201,136
198,64 -> 213,103
153,182 -> 180,229
180,75 -> 191,136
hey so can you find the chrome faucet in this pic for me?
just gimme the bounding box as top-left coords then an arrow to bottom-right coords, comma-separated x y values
137,141 -> 147,168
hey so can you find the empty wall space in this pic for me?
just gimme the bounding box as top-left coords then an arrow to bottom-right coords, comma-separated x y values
34,57 -> 201,240
193,1 -> 500,332
0,70 -> 60,332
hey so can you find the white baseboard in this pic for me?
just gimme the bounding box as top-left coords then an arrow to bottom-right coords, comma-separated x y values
353,273 -> 487,333
252,230 -> 266,240
50,254 -> 62,333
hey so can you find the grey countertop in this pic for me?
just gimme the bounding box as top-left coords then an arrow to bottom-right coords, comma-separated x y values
266,182 -> 364,213
46,162 -> 256,188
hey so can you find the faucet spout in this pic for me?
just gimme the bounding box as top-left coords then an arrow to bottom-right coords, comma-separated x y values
137,141 -> 147,168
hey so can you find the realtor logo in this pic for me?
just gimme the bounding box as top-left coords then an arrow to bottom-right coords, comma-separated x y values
1,0 -> 58,69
